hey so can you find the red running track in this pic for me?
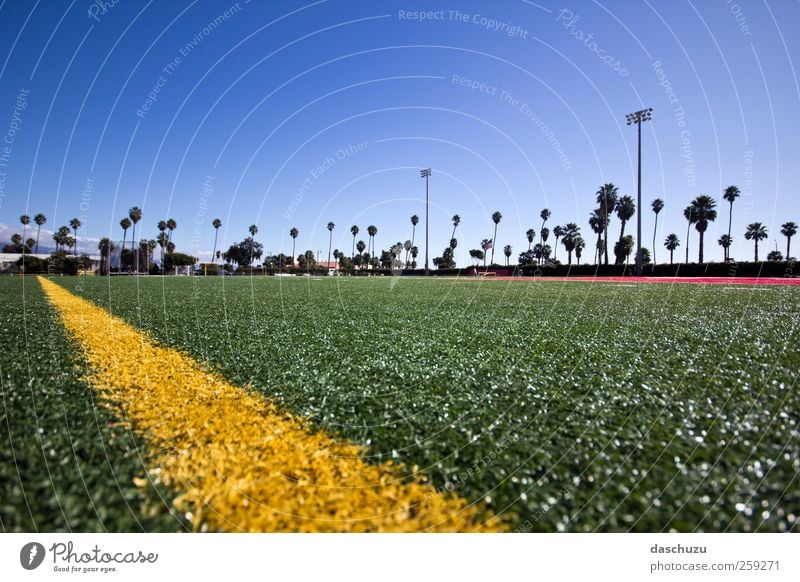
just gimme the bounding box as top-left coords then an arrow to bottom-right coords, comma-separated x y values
474,276 -> 800,285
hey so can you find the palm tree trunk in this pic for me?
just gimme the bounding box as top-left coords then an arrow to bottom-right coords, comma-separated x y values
212,229 -> 219,262
407,225 -> 417,267
603,226 -> 609,264
595,232 -> 602,265
787,236 -> 791,260
327,231 -> 332,267
698,231 -> 704,264
131,224 -> 137,272
35,225 -> 41,254
754,240 -> 759,262
615,222 -> 627,264
292,240 -> 296,266
670,249 -> 674,265
652,214 -> 658,265
685,222 -> 691,264
554,236 -> 559,261
727,201 -> 733,261
351,235 -> 355,260
490,224 -> 498,265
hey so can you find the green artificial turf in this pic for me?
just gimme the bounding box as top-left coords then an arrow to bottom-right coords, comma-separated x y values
13,275 -> 800,531
0,277 -> 185,532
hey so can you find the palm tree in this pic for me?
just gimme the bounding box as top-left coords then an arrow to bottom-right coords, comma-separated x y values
166,218 -> 177,245
490,211 -> 502,265
552,225 -> 564,262
367,225 -> 377,262
67,218 -> 81,255
156,231 -> 169,267
356,239 -> 366,268
651,198 -> 664,264
665,233 -> 680,265
390,242 -> 404,267
615,235 -> 635,265
614,195 -> 636,264
128,206 -> 142,243
723,185 -> 740,262
350,225 -> 359,259
561,223 -> 580,265
588,209 -> 605,265
540,227 -> 550,246
290,227 -> 299,266
128,206 -> 142,271
767,250 -> 783,262
33,213 -> 46,254
744,222 -> 768,261
574,236 -> 585,265
54,226 -> 70,253
683,205 -> 696,263
689,195 -> 717,264
10,233 -> 23,250
19,215 -> 30,254
480,239 -> 491,267
596,184 -> 618,264
97,238 -> 116,275
119,217 -> 131,254
248,224 -> 258,265
139,240 -> 149,268
780,221 -> 797,259
450,214 -> 460,242
212,218 -> 222,262
539,208 -> 551,244
526,228 -> 535,251
503,245 -> 512,266
410,245 -> 419,269
717,235 -> 732,259
539,244 -> 552,264
146,239 -> 157,267
404,215 -> 419,266
167,241 -> 175,254
326,222 -> 335,266
469,249 -> 484,266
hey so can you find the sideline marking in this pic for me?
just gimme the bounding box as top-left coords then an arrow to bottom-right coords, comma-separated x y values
38,276 -> 500,532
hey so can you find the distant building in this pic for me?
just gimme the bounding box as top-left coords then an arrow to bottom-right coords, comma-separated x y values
317,260 -> 338,275
0,252 -> 103,274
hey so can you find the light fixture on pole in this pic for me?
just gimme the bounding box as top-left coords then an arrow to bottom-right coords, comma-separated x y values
420,168 -> 431,275
626,107 -> 653,276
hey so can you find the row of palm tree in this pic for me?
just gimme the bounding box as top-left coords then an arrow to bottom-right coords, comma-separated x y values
16,213 -> 48,254
15,213 -> 82,255
16,186 -> 794,274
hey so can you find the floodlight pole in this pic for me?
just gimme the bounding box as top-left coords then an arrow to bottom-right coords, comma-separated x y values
636,117 -> 642,276
626,108 -> 653,276
421,168 -> 431,275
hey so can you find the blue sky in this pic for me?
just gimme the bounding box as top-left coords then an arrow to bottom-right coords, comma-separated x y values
0,0 -> 798,264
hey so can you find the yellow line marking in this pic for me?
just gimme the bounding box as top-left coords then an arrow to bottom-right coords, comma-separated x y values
38,276 -> 502,532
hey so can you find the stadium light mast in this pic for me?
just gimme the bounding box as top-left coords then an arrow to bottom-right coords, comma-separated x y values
626,108 -> 653,276
421,168 -> 431,275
